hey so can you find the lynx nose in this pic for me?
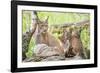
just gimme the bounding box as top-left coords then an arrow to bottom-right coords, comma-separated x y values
44,27 -> 48,31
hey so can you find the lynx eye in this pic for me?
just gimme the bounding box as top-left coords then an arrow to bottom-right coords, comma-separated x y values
40,24 -> 48,27
44,25 -> 48,27
40,24 -> 44,27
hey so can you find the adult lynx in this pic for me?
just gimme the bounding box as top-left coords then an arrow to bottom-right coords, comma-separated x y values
65,29 -> 87,59
33,17 -> 64,56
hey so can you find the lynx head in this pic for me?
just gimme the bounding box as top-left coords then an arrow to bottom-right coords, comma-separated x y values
71,29 -> 80,38
37,16 -> 49,34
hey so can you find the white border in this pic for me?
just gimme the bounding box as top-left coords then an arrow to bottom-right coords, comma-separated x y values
17,5 -> 94,68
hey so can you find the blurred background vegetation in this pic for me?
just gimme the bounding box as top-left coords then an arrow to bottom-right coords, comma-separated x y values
22,10 -> 90,59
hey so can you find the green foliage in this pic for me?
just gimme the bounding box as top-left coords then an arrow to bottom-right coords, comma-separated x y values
37,12 -> 90,26
26,38 -> 35,58
80,26 -> 90,50
22,11 -> 32,33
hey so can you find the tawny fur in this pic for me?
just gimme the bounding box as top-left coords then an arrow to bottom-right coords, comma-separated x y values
33,17 -> 64,56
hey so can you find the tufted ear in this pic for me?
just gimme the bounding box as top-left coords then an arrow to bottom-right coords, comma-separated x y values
45,16 -> 49,23
36,17 -> 41,24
